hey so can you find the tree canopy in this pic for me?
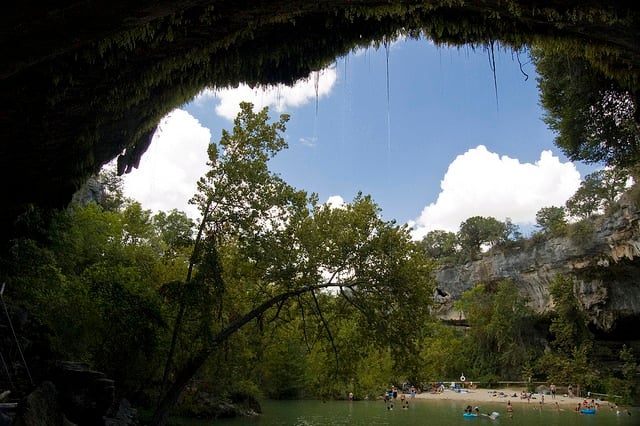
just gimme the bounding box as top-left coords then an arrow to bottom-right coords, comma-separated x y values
150,103 -> 436,424
533,47 -> 640,168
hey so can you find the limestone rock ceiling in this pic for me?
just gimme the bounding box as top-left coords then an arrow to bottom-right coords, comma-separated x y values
1,1 -> 640,244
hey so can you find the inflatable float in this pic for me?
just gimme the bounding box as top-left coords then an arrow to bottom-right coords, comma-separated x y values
463,413 -> 478,417
581,408 -> 596,414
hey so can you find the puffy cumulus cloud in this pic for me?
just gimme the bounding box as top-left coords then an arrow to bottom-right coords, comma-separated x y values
195,66 -> 338,120
121,109 -> 211,219
325,195 -> 346,209
410,145 -> 581,239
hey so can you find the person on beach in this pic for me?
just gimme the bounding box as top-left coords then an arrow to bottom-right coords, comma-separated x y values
550,383 -> 556,399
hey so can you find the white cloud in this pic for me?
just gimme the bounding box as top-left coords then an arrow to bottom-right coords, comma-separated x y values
121,109 -> 211,219
300,136 -> 317,148
326,195 -> 346,209
195,66 -> 338,120
120,66 -> 337,220
409,145 -> 581,239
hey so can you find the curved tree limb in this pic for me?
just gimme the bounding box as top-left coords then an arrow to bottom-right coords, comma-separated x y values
151,279 -> 359,425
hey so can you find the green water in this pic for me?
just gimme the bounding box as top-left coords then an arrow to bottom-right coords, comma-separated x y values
175,399 -> 638,426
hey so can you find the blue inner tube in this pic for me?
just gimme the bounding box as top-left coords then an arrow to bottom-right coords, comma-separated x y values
581,408 -> 596,414
463,413 -> 478,417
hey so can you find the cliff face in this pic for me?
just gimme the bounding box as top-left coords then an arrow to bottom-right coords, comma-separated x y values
434,197 -> 640,335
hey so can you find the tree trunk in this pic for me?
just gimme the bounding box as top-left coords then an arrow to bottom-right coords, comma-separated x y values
149,280 -> 348,425
151,349 -> 210,426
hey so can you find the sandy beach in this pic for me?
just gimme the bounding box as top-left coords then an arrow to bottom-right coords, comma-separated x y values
410,387 -> 609,408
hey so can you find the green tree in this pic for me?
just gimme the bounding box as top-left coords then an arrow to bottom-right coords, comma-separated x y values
532,46 -> 640,168
258,327 -> 310,399
455,281 -> 538,380
617,345 -> 638,404
566,168 -> 629,219
420,230 -> 458,261
540,275 -> 594,387
419,322 -> 466,384
151,104 -> 435,425
535,206 -> 567,235
457,216 -> 506,259
6,201 -> 170,395
500,218 -> 522,244
548,276 -> 591,355
152,209 -> 195,258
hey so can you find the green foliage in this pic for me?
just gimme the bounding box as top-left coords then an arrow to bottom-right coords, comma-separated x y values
566,220 -> 595,246
532,46 -> 640,168
3,200 -> 175,397
535,206 -> 567,235
420,230 -> 459,262
457,216 -> 506,259
498,218 -> 523,247
566,168 -> 630,219
419,322 -> 466,382
256,335 -> 310,399
152,209 -> 195,251
83,263 -> 165,390
548,276 -> 592,356
615,345 -> 638,404
455,281 -> 540,379
148,104 -> 437,422
538,275 -> 597,389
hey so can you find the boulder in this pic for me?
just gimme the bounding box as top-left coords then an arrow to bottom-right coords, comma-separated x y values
50,362 -> 115,425
13,381 -> 75,426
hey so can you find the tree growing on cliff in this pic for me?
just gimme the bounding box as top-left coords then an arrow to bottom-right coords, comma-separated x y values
535,206 -> 567,235
457,216 -> 506,260
565,168 -> 630,219
420,230 -> 459,262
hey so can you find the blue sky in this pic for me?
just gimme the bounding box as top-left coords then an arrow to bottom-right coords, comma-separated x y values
122,38 -> 593,239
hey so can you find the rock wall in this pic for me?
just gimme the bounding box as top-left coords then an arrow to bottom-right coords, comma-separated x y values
434,196 -> 640,334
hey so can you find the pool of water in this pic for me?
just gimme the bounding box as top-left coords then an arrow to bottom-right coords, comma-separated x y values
174,399 -> 637,426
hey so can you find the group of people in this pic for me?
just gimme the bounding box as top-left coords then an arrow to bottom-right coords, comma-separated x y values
465,405 -> 499,420
382,385 -> 414,410
464,405 -> 479,415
